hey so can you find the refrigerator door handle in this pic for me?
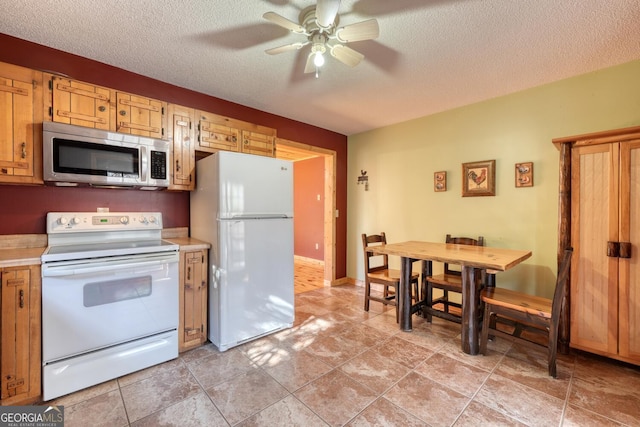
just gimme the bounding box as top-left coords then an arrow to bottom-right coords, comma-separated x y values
211,265 -> 220,288
228,214 -> 290,220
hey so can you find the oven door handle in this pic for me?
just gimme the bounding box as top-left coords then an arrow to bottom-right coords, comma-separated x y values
42,257 -> 176,277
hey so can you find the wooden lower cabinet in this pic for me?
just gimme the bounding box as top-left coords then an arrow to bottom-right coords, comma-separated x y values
179,249 -> 208,352
570,136 -> 640,365
0,264 -> 41,405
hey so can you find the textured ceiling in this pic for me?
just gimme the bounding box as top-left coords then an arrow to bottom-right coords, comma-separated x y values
1,0 -> 639,136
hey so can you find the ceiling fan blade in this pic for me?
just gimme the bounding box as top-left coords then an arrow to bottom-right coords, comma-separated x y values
330,44 -> 364,67
263,11 -> 306,33
335,19 -> 379,43
316,0 -> 341,28
265,42 -> 308,55
304,53 -> 316,73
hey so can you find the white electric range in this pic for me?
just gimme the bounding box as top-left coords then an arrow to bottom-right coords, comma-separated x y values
41,211 -> 179,401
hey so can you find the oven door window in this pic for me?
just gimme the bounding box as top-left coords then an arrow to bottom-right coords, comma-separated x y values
53,138 -> 140,178
84,275 -> 152,307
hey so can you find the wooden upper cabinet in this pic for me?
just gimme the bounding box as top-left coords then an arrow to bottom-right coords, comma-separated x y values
48,76 -> 166,139
116,92 -> 166,139
0,62 -> 43,184
241,129 -> 276,157
197,110 -> 240,152
166,104 -> 195,191
196,110 -> 276,157
49,76 -> 113,130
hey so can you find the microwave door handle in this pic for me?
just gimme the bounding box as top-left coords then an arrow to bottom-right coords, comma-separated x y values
140,145 -> 148,183
42,257 -> 173,277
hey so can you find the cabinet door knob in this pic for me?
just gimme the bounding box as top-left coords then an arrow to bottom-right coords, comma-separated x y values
119,110 -> 127,116
98,106 -> 106,112
620,242 -> 632,259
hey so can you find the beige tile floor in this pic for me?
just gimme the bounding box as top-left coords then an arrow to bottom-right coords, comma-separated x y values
50,285 -> 640,426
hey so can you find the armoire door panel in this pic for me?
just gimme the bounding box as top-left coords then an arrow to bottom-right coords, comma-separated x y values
618,140 -> 640,360
570,144 -> 619,354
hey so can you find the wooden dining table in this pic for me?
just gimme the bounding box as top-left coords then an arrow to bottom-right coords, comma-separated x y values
369,241 -> 532,355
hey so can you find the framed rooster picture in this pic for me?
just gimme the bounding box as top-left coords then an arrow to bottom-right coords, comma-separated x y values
462,160 -> 496,197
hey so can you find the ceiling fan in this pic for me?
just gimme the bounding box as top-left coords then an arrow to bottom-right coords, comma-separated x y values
263,0 -> 379,77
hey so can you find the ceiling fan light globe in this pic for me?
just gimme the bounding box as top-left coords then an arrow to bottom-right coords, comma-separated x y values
313,51 -> 325,67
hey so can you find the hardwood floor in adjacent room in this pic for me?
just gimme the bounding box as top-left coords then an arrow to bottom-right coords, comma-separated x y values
294,256 -> 325,294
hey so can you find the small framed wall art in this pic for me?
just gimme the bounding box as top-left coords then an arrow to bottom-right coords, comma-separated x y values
515,162 -> 533,187
462,160 -> 496,197
434,171 -> 447,192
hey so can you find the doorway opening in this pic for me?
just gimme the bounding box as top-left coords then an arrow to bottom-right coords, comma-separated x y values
276,138 -> 336,287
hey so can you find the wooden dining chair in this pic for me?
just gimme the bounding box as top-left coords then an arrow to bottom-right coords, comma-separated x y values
362,232 -> 420,322
479,248 -> 573,378
424,234 -> 484,324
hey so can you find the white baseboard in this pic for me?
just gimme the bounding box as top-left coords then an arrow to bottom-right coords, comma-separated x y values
294,255 -> 324,265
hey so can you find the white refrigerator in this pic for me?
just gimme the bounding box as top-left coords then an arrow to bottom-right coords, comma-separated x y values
190,151 -> 294,351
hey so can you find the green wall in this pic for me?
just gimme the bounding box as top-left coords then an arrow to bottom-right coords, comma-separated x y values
347,59 -> 640,297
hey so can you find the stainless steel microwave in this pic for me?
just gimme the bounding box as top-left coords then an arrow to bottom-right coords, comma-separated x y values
43,122 -> 170,189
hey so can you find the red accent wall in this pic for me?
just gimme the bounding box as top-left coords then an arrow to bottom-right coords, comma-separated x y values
294,157 -> 324,260
0,185 -> 189,235
0,34 -> 348,279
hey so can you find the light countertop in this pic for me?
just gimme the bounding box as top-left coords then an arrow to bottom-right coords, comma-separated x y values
0,247 -> 46,268
0,234 -> 210,268
164,237 -> 210,251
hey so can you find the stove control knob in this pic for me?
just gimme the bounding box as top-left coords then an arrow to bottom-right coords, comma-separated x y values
120,216 -> 129,224
71,217 -> 81,225
57,216 -> 69,226
148,216 -> 157,224
139,216 -> 148,224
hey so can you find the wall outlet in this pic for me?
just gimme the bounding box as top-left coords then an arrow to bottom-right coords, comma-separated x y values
315,243 -> 319,250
